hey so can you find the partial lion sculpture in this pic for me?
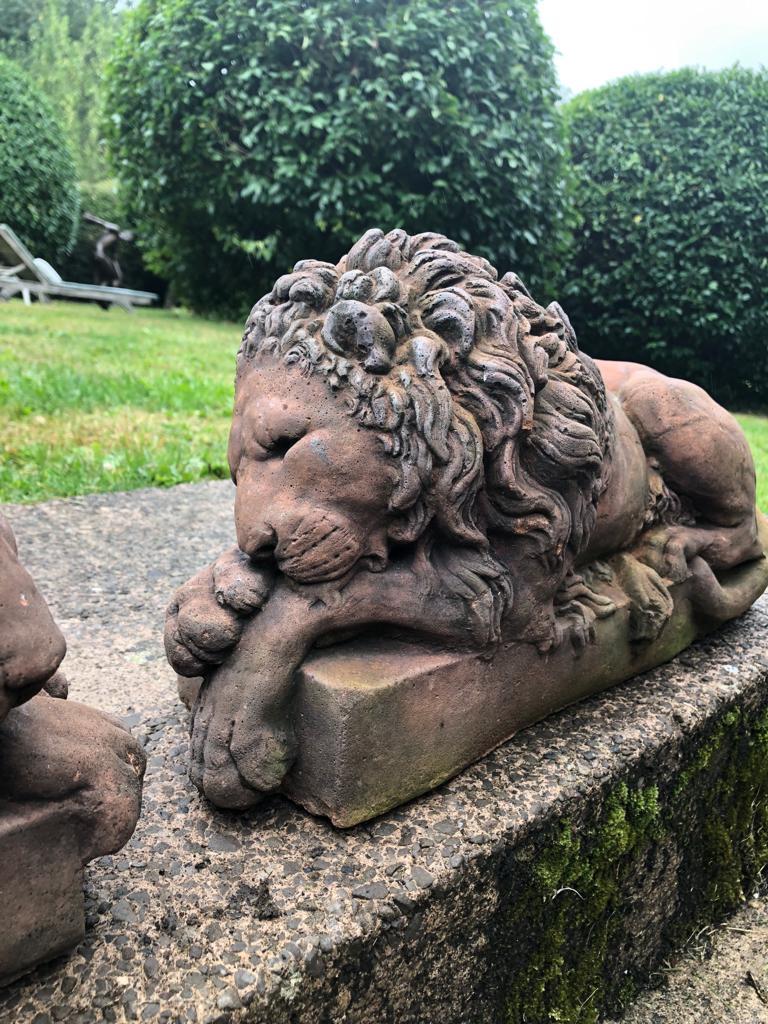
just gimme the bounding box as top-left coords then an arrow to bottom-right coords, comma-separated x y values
0,513 -> 145,984
166,229 -> 768,819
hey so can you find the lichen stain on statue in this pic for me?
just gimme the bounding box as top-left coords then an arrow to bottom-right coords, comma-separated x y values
0,514 -> 145,984
165,228 -> 768,821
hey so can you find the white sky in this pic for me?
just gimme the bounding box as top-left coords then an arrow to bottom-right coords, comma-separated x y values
538,0 -> 768,95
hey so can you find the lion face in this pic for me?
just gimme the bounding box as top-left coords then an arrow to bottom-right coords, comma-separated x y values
232,229 -> 611,591
228,353 -> 399,584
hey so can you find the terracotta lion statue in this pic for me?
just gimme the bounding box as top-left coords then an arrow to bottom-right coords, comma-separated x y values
165,229 -> 767,812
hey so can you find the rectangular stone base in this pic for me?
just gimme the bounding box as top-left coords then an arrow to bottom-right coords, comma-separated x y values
284,575 -> 702,826
0,804 -> 85,986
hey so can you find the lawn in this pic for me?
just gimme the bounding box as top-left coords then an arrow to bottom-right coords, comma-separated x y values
0,301 -> 238,503
0,300 -> 766,511
739,414 -> 768,512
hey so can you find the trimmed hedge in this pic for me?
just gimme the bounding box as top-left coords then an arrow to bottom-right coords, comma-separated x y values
107,0 -> 569,318
562,67 -> 768,408
0,56 -> 79,259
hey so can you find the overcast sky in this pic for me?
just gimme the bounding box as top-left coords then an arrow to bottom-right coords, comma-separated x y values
538,0 -> 768,96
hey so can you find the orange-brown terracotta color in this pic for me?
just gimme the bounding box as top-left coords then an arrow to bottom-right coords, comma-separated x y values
0,514 -> 145,984
166,229 -> 767,820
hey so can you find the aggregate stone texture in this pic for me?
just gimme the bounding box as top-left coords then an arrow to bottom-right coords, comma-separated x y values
0,482 -> 767,1023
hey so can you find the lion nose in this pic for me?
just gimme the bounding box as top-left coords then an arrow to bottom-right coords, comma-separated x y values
241,524 -> 277,562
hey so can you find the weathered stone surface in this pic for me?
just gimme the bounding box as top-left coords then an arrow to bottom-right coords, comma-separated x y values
286,545 -> 768,825
0,803 -> 84,986
3,483 -> 768,1023
165,228 -> 768,819
0,513 -> 145,985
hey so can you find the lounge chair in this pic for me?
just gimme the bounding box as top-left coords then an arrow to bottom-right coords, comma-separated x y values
0,224 -> 157,311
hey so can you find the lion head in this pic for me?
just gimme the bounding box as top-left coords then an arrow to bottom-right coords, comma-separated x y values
228,229 -> 612,628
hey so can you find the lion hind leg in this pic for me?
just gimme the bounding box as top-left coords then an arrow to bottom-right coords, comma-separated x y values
620,516 -> 765,637
542,568 -> 617,652
634,520 -> 763,586
612,552 -> 674,642
686,553 -> 768,624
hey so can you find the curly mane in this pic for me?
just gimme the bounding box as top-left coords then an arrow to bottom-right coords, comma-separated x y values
236,229 -> 613,632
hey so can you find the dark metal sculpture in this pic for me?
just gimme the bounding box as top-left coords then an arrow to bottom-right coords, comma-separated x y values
83,212 -> 135,289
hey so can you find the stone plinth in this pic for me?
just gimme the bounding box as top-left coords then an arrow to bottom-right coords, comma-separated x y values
0,805 -> 85,986
3,483 -> 768,1024
286,552 -> 768,826
286,601 -> 689,827
0,692 -> 146,988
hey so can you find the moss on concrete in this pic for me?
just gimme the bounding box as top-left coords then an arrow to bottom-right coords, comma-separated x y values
502,702 -> 768,1024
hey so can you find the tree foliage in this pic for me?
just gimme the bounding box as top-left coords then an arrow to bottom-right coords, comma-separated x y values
107,0 -> 569,317
22,0 -> 121,183
0,0 -> 36,54
0,0 -> 103,51
562,67 -> 768,407
0,55 -> 79,258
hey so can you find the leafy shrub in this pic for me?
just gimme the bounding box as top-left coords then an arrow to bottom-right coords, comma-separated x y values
562,67 -> 768,408
108,0 -> 568,318
23,0 -> 123,184
0,55 -> 80,259
0,0 -> 35,53
59,180 -> 167,297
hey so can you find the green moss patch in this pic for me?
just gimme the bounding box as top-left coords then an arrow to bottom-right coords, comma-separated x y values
498,702 -> 768,1023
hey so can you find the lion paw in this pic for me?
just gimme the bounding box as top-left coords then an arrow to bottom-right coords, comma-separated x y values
212,547 -> 272,612
164,548 -> 273,678
614,553 -> 674,642
230,723 -> 296,794
541,571 -> 616,652
633,527 -> 691,585
188,675 -> 295,809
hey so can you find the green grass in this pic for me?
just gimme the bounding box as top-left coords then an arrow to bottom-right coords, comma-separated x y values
0,300 -> 766,511
737,414 -> 768,513
0,301 -> 238,502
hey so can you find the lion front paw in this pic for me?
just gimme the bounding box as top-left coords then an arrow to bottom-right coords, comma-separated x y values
164,548 -> 273,678
633,527 -> 691,585
188,674 -> 295,810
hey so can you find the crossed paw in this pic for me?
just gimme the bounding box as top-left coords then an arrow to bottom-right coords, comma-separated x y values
164,547 -> 273,678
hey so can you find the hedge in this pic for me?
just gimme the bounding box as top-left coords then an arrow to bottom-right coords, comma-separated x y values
107,0 -> 569,318
0,55 -> 80,259
562,67 -> 768,408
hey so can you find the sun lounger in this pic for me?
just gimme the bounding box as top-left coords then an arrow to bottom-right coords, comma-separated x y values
0,224 -> 157,311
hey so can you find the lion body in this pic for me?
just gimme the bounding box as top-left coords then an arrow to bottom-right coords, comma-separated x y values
168,228 -> 767,810
234,227 -> 763,646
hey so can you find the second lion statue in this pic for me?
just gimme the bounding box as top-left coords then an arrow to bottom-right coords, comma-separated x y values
166,229 -> 768,817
